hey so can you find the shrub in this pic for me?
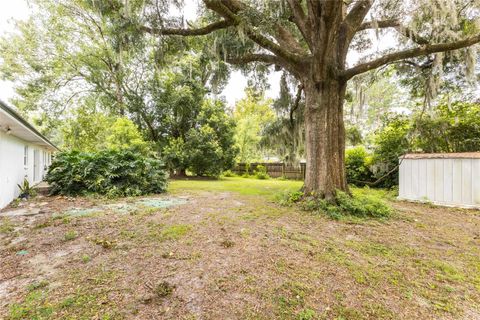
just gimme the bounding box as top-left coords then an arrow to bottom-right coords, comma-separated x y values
282,189 -> 393,220
345,146 -> 374,186
222,170 -> 236,177
254,165 -> 269,179
276,190 -> 303,205
371,115 -> 411,188
46,149 -> 168,197
17,178 -> 37,199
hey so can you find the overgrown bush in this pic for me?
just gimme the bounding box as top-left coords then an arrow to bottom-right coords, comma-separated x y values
46,149 -> 168,197
371,115 -> 411,188
280,189 -> 393,220
345,146 -> 373,185
254,165 -> 269,179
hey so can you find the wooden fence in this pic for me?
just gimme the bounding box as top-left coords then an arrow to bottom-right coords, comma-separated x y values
232,162 -> 306,180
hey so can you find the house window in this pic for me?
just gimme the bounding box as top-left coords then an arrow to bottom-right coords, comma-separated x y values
24,146 -> 28,166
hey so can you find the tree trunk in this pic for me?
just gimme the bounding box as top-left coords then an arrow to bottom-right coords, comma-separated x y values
176,168 -> 187,177
303,79 -> 348,200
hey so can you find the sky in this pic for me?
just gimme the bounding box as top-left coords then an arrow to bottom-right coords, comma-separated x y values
0,1 -> 397,108
0,0 -> 31,103
0,0 -> 281,108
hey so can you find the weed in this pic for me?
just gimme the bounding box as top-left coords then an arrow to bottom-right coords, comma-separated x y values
81,254 -> 91,263
295,189 -> 393,220
431,260 -> 465,283
155,281 -> 175,297
297,308 -> 317,320
33,220 -> 52,229
27,280 -> 49,292
0,218 -> 15,234
274,281 -> 310,317
91,237 -> 116,249
64,230 -> 78,241
149,224 -> 192,241
17,178 -> 37,199
220,239 -> 235,248
10,198 -> 21,208
8,290 -> 53,319
277,190 -> 304,206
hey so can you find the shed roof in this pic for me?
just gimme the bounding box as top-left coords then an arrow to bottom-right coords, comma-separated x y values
0,100 -> 58,151
402,152 -> 480,159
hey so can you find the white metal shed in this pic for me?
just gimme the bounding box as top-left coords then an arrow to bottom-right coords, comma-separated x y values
398,153 -> 480,209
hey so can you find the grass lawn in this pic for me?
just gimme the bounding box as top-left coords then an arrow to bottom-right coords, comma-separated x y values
1,177 -> 479,319
169,176 -> 303,197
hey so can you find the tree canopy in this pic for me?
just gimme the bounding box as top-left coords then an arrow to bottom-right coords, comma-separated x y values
1,0 -> 480,193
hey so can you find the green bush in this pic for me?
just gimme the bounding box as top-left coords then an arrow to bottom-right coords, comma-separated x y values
345,146 -> 374,186
283,189 -> 393,220
46,149 -> 168,197
371,115 -> 411,188
254,165 -> 269,179
221,170 -> 237,177
162,99 -> 238,177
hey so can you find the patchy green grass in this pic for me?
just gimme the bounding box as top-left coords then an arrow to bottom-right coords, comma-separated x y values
63,230 -> 78,241
169,177 -> 303,198
0,217 -> 16,234
147,223 -> 192,242
7,266 -> 120,320
3,177 -> 480,319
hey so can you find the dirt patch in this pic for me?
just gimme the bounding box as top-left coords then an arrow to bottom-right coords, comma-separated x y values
1,187 -> 480,319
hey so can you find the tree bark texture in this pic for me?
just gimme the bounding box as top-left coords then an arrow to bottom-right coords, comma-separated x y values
303,79 -> 348,199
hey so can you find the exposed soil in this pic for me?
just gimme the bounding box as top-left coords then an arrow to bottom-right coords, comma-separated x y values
1,187 -> 479,319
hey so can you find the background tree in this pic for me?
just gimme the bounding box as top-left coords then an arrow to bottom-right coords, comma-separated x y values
261,72 -> 305,164
233,88 -> 274,163
0,0 -> 236,177
137,0 -> 480,199
163,99 -> 237,176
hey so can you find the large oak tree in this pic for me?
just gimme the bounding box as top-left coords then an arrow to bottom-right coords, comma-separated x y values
139,0 -> 480,199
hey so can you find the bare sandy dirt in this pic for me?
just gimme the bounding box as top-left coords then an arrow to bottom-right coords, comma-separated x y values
1,186 -> 479,319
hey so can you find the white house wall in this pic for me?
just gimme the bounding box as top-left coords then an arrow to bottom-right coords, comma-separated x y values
399,157 -> 480,208
0,131 -> 52,209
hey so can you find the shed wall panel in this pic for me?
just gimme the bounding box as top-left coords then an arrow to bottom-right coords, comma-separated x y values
462,159 -> 473,205
473,160 -> 480,205
399,155 -> 480,208
452,159 -> 463,205
426,159 -> 435,201
443,159 -> 453,203
434,159 -> 444,202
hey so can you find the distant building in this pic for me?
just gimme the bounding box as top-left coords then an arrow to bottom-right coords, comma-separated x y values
0,100 -> 57,208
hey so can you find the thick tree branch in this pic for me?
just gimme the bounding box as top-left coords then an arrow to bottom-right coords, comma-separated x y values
274,25 -> 308,56
204,0 -> 304,64
358,19 -> 398,30
290,84 -> 303,126
226,53 -> 280,65
342,0 -> 374,42
140,19 -> 232,36
342,34 -> 480,79
286,0 -> 313,49
359,19 -> 429,45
